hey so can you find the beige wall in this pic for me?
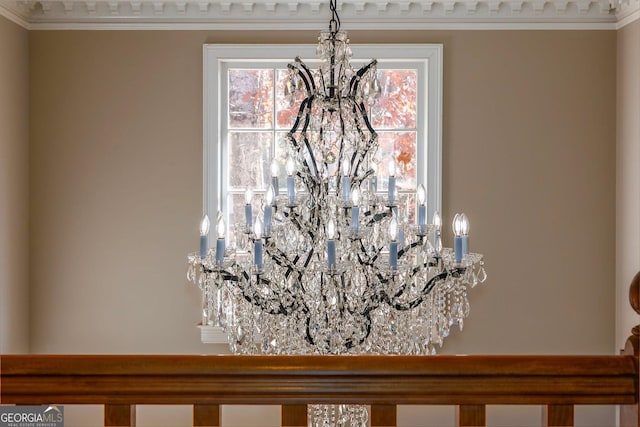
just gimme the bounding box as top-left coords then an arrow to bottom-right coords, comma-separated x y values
28,29 -> 617,356
27,29 -> 616,425
616,19 -> 640,351
0,16 -> 29,354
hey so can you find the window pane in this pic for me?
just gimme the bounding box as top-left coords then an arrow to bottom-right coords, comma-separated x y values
370,70 -> 417,129
229,132 -> 273,190
375,131 -> 417,191
228,69 -> 274,129
275,69 -> 308,130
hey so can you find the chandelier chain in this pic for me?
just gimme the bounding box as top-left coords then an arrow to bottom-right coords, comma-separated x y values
329,0 -> 340,34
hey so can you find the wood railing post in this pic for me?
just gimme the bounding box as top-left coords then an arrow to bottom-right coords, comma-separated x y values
282,404 -> 307,427
193,404 -> 220,427
104,404 -> 136,427
544,404 -> 574,426
457,405 -> 486,427
371,404 -> 397,427
620,271 -> 639,427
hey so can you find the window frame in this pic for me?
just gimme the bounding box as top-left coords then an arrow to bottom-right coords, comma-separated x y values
203,43 -> 443,225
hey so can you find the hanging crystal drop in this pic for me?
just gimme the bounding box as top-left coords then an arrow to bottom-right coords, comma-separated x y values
478,266 -> 487,283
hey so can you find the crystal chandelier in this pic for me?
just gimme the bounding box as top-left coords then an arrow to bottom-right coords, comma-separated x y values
188,1 -> 487,356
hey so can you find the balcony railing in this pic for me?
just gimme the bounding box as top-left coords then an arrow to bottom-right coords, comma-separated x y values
2,272 -> 638,427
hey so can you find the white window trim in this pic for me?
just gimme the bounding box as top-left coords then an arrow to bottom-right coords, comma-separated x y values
203,43 -> 443,223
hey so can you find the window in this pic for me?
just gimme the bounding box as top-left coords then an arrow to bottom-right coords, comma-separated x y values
203,44 -> 442,233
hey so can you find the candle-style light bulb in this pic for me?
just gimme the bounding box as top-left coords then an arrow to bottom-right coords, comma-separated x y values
244,188 -> 254,228
459,213 -> 469,258
199,214 -> 210,259
432,211 -> 442,230
270,159 -> 279,196
264,185 -> 274,234
351,188 -> 360,232
389,216 -> 398,242
432,211 -> 442,256
452,213 -> 462,237
244,188 -> 254,205
254,217 -> 263,240
200,214 -> 210,237
341,158 -> 351,202
266,185 -> 275,206
216,214 -> 225,239
460,213 -> 470,236
351,187 -> 360,205
342,158 -> 351,176
417,184 -> 426,205
214,213 -> 226,264
452,213 -> 463,263
389,216 -> 399,270
327,218 -> 336,240
286,156 -> 295,176
327,218 -> 336,268
286,156 -> 296,205
416,184 -> 427,233
388,160 -> 397,206
254,217 -> 264,269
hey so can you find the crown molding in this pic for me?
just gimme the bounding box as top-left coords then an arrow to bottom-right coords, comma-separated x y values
0,1 -> 30,26
0,0 -> 637,30
615,0 -> 640,27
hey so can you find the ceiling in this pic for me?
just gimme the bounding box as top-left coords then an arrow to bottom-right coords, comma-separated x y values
0,0 -> 638,29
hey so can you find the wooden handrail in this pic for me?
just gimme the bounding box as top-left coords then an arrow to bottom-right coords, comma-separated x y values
1,354 -> 637,406
1,272 -> 638,427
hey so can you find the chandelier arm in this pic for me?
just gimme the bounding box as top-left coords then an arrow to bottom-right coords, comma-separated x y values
294,247 -> 316,294
352,150 -> 371,188
301,134 -> 320,178
264,245 -> 298,280
397,238 -> 424,259
364,210 -> 392,227
256,276 -> 294,315
349,121 -> 368,180
304,314 -> 316,346
390,267 -> 467,312
355,101 -> 376,136
386,262 -> 432,303
319,274 -> 332,323
376,287 -> 393,310
202,266 -> 240,283
237,273 -> 274,313
282,205 -> 310,239
237,274 -> 303,316
389,254 -> 452,303
287,102 -> 319,182
296,59 -> 317,93
349,60 -> 377,94
345,268 -> 385,319
289,59 -> 315,94
287,119 -> 318,183
355,239 -> 383,268
388,272 -> 448,311
286,98 -> 311,140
